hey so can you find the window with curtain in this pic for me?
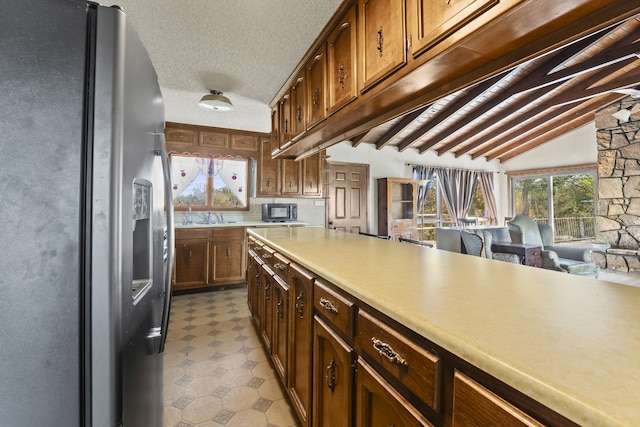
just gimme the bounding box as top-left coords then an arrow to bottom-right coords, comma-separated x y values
170,155 -> 250,210
510,168 -> 596,242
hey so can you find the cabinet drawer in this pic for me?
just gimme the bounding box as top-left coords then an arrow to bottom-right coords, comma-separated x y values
357,310 -> 441,413
452,371 -> 543,427
258,245 -> 290,278
356,358 -> 434,427
314,279 -> 355,338
175,227 -> 210,240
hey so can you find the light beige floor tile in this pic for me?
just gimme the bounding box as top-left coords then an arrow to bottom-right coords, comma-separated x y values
223,408 -> 269,427
267,398 -> 300,426
181,395 -> 223,425
222,385 -> 260,411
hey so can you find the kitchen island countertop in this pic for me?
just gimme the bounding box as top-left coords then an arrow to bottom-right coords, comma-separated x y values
248,226 -> 640,427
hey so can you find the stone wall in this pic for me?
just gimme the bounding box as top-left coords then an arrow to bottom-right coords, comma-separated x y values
594,97 -> 640,272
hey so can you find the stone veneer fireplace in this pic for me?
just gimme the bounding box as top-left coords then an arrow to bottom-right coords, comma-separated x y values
594,96 -> 640,272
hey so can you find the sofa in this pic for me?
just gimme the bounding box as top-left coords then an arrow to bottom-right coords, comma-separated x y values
507,214 -> 599,278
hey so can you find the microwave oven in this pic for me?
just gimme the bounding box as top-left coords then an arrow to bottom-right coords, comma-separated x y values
262,203 -> 298,222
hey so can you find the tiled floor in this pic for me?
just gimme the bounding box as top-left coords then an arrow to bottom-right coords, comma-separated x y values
161,269 -> 640,427
163,286 -> 300,427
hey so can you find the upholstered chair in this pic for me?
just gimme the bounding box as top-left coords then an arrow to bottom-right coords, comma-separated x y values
507,214 -> 599,278
460,230 -> 520,264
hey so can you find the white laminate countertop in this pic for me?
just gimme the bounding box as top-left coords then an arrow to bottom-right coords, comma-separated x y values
248,227 -> 640,427
174,221 -> 308,229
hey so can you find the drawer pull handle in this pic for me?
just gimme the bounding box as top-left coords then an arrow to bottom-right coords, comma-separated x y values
261,253 -> 272,259
319,298 -> 338,314
326,357 -> 337,393
277,299 -> 284,320
372,338 -> 408,367
274,263 -> 285,270
296,291 -> 305,319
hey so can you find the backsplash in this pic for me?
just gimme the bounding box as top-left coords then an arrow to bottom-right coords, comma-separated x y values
172,197 -> 326,226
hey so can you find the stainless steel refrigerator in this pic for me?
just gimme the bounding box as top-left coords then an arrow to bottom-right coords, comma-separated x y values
0,1 -> 175,425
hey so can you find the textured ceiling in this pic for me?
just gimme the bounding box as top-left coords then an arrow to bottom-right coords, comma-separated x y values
106,0 -> 343,132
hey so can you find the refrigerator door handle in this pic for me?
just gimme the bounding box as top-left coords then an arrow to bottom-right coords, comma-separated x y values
155,133 -> 174,353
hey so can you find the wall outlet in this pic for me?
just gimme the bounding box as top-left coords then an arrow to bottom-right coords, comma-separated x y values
314,199 -> 325,206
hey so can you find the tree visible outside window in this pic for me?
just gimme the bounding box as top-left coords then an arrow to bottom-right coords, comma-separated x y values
511,171 -> 595,242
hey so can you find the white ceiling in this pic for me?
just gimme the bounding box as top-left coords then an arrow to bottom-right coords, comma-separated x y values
106,0 -> 343,133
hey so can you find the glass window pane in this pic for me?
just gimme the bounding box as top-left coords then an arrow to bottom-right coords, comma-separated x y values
512,177 -> 549,220
552,173 -> 595,242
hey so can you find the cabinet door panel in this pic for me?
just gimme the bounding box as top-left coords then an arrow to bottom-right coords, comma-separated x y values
166,126 -> 197,145
452,371 -> 544,427
288,263 -> 314,427
302,152 -> 323,197
199,131 -> 229,148
409,0 -> 498,58
313,316 -> 354,427
291,72 -> 307,139
272,277 -> 289,383
356,358 -> 434,427
279,94 -> 292,148
258,137 -> 280,196
174,240 -> 208,289
211,236 -> 245,284
360,0 -> 407,92
306,46 -> 327,129
328,5 -> 357,115
281,159 -> 302,196
261,269 -> 274,353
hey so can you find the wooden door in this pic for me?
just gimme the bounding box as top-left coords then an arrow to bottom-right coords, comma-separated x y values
247,254 -> 262,326
261,268 -> 274,353
313,316 -> 354,427
279,94 -> 292,148
326,162 -> 369,234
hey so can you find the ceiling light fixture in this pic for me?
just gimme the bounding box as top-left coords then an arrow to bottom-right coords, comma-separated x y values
198,90 -> 233,111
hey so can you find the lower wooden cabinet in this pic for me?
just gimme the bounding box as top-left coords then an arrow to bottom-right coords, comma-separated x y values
247,237 -> 569,427
272,275 -> 289,383
210,228 -> 246,284
174,227 -> 247,291
288,263 -> 315,427
452,371 -> 544,427
356,358 -> 433,427
174,237 -> 209,290
313,316 -> 354,427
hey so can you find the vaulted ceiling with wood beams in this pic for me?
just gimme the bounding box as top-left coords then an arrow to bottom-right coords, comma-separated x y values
351,14 -> 640,163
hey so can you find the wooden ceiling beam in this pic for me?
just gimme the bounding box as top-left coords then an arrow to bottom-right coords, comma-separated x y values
417,25 -> 634,156
396,73 -> 508,152
350,132 -> 368,148
374,105 -> 430,150
441,53 -> 639,157
466,93 -> 621,159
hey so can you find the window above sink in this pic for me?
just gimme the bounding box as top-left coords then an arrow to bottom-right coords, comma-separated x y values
170,155 -> 249,211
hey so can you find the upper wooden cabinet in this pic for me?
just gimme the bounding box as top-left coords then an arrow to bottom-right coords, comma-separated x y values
306,46 -> 327,129
327,5 -> 358,115
281,159 -> 302,196
359,0 -> 407,92
257,137 -> 324,198
291,71 -> 307,139
279,94 -> 292,149
302,152 -> 323,197
408,0 -> 498,58
164,122 -> 264,157
258,137 -> 280,197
